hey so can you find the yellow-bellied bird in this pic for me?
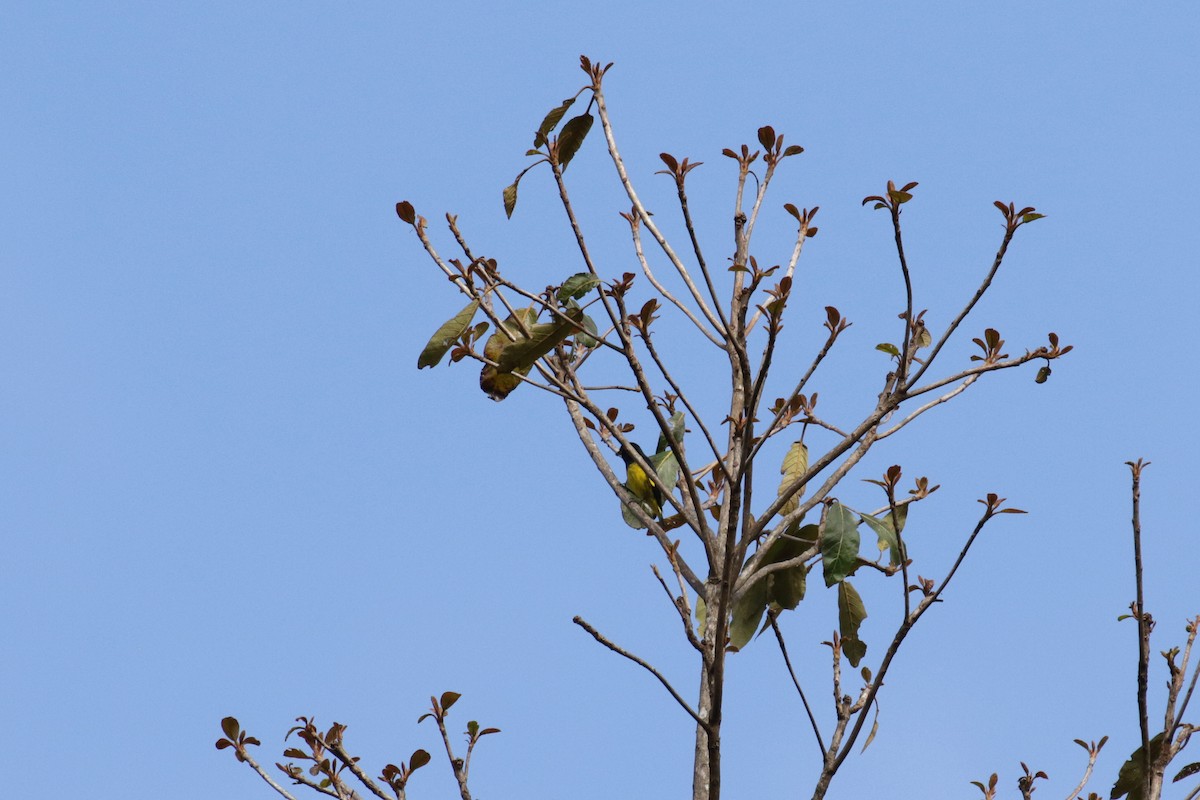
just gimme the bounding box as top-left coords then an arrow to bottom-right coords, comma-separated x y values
619,443 -> 664,519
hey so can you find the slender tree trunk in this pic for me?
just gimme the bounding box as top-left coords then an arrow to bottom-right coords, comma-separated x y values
692,660 -> 712,800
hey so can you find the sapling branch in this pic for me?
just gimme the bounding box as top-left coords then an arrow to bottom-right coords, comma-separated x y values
907,222 -> 1017,388
887,201 -> 916,387
592,76 -> 726,337
828,501 -> 1006,776
639,324 -> 729,472
663,157 -> 731,333
1130,459 -> 1153,791
626,215 -> 724,346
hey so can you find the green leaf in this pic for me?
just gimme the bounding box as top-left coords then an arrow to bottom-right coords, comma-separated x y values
557,272 -> 602,303
418,299 -> 480,369
576,314 -> 600,348
838,580 -> 868,666
695,594 -> 706,631
757,522 -> 816,610
534,97 -> 576,148
822,502 -> 861,587
1021,212 -> 1045,224
888,190 -> 913,204
556,113 -> 594,170
858,507 -> 907,566
651,449 -> 679,507
494,308 -> 584,372
503,181 -> 519,218
656,411 -> 686,455
915,327 -> 932,348
1111,732 -> 1165,800
621,497 -> 650,529
729,575 -> 771,651
876,342 -> 900,357
777,441 -> 809,516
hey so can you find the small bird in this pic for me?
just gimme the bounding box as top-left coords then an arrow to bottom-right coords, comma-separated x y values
619,443 -> 664,519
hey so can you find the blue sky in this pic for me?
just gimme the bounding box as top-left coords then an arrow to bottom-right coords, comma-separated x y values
2,3 -> 1198,798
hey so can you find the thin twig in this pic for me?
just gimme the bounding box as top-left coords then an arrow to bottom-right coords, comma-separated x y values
573,615 -> 708,729
832,505 -> 1001,771
878,375 -> 978,439
907,226 -> 1016,388
768,612 -> 826,756
1129,459 -> 1153,793
628,215 -> 724,347
640,328 -> 728,473
672,172 -> 730,333
592,80 -> 726,336
1063,744 -> 1103,800
652,563 -> 705,654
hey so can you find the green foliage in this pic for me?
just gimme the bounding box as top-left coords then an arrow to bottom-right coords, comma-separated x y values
821,502 -> 861,587
418,300 -> 480,369
837,581 -> 868,666
1111,732 -> 1165,800
858,507 -> 907,566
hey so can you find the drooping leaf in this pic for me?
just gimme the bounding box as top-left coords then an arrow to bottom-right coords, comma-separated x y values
861,712 -> 880,753
838,580 -> 868,666
859,507 -> 907,566
876,342 -> 900,357
479,308 -> 539,401
777,441 -> 809,516
503,181 -> 519,218
557,272 -> 602,303
756,522 -> 816,611
557,113 -> 594,170
534,97 -> 576,148
1111,732 -> 1165,800
576,314 -> 600,348
729,575 -> 771,651
914,327 -> 932,348
494,307 -> 584,372
842,636 -> 867,667
418,300 -> 480,369
822,502 -> 861,587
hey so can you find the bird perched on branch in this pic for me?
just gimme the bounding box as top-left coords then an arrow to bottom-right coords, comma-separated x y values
619,442 -> 664,520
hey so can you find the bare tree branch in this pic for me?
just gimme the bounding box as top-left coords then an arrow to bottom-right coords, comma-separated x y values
573,615 -> 708,729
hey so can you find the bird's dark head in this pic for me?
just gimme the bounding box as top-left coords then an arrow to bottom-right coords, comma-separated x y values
618,442 -> 649,465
